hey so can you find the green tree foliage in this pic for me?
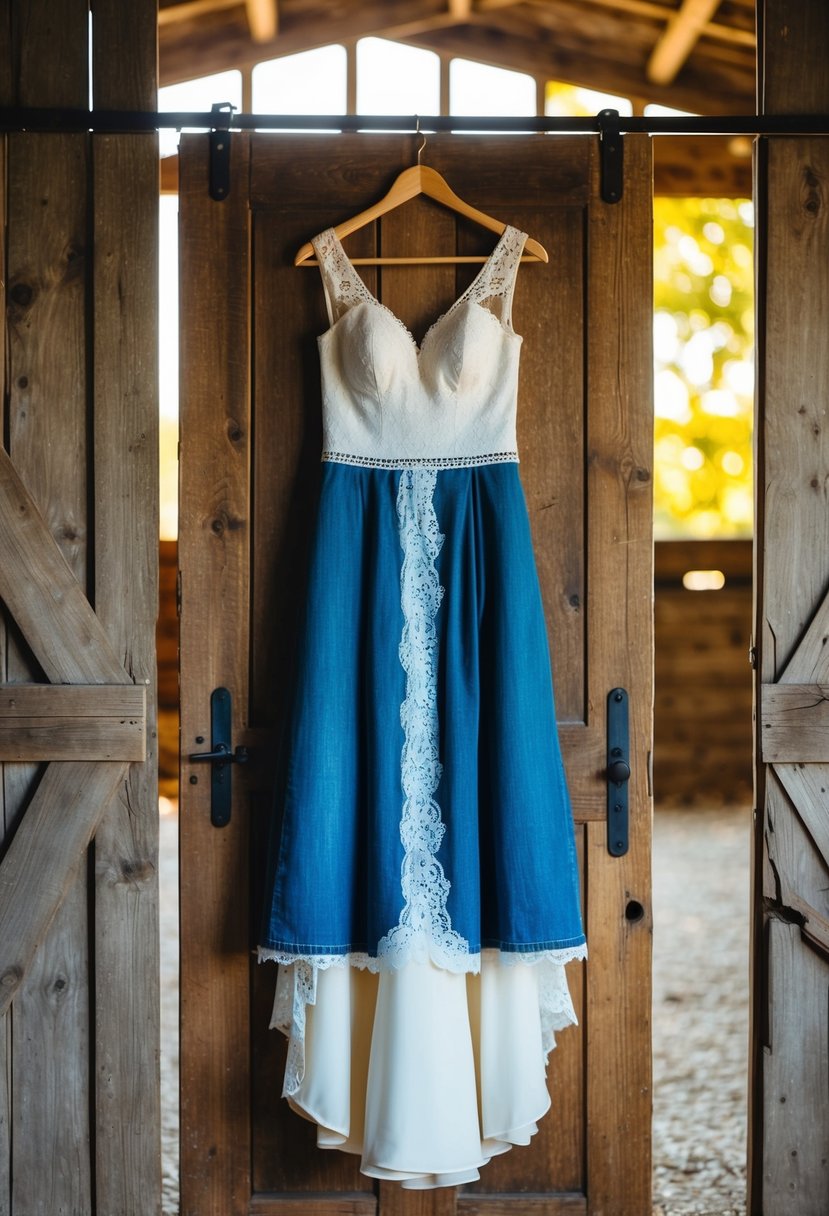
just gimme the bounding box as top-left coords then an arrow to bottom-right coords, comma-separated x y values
653,197 -> 754,538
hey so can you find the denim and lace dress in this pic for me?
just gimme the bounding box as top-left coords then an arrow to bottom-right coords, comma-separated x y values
258,225 -> 587,1189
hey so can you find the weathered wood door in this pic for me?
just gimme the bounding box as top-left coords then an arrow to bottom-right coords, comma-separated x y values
179,131 -> 653,1216
0,4 -> 160,1214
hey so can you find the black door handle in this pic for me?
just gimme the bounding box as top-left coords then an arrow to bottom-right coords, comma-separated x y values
187,687 -> 246,827
607,688 -> 630,856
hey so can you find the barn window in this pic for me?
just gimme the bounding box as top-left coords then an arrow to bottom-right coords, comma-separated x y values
252,44 -> 347,116
449,58 -> 536,116
356,38 -> 439,115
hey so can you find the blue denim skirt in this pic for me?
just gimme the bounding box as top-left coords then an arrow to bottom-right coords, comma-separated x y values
259,460 -> 586,967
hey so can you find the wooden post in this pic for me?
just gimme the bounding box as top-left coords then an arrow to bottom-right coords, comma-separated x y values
752,2 -> 829,1212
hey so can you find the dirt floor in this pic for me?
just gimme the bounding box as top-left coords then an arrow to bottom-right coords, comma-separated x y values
159,803 -> 751,1215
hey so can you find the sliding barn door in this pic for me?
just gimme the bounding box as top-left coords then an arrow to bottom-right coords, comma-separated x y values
178,131 -> 653,1216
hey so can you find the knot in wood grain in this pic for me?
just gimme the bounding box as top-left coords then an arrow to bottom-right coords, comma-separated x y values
0,965 -> 23,992
120,856 -> 155,885
226,419 -> 245,444
801,166 -> 824,218
10,282 -> 35,308
209,510 -> 243,537
63,242 -> 85,283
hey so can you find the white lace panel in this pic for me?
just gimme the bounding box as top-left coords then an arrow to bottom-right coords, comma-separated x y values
374,467 -> 472,972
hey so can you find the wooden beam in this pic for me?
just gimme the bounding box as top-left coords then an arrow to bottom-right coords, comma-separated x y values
0,446 -> 129,686
245,0 -> 278,42
647,0 -> 724,85
160,0 -> 459,86
0,758 -> 128,1016
158,0 -> 236,24
401,23 -> 755,114
0,684 -> 146,761
536,0 -> 756,49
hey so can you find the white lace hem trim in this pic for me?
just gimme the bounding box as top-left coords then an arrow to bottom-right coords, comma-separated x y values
257,941 -> 588,973
322,450 -> 519,469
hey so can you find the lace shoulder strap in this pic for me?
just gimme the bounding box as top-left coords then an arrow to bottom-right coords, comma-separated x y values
465,225 -> 528,328
311,228 -> 375,326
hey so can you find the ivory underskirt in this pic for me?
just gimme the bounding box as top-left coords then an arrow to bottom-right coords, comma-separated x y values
269,952 -> 579,1189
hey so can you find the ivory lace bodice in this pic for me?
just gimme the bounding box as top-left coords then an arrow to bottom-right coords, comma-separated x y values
311,225 -> 529,468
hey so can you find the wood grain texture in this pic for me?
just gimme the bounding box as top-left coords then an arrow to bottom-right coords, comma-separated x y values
0,447 -> 128,686
11,873 -> 92,1215
583,134 -> 653,1216
179,131 -> 253,1216
753,6 -> 829,1205
9,0 -> 88,107
0,5 -> 159,1214
4,49 -> 94,1207
0,759 -> 127,1017
778,582 -> 829,684
0,113 -> 8,1214
0,683 -> 146,761
457,1196 -> 586,1215
91,0 -> 157,110
248,1198 -> 377,1215
761,921 -> 829,1214
760,684 -> 829,762
91,126 -> 161,1215
773,762 -> 829,865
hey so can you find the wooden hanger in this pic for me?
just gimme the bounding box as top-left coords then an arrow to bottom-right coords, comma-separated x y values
294,124 -> 548,267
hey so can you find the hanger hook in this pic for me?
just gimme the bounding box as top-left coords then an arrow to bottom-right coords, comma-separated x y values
415,115 -> 427,165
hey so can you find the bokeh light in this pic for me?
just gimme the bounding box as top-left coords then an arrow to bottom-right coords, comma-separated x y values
654,197 -> 754,538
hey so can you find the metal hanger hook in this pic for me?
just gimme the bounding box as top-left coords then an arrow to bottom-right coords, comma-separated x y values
415,115 -> 427,165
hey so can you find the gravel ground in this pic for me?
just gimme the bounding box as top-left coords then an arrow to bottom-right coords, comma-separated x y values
651,805 -> 750,1216
159,803 -> 751,1215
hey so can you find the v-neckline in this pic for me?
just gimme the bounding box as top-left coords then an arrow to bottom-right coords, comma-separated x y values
326,225 -> 515,356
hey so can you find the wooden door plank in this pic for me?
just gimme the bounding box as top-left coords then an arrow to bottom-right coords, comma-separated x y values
752,83 -> 829,1206
0,446 -> 128,686
760,683 -> 829,761
248,1198 -> 378,1215
0,99 -> 9,1215
773,762 -> 829,864
4,47 -> 93,1204
762,921 -> 829,1214
457,1197 -> 587,1215
778,583 -> 829,683
0,759 -> 127,1017
584,134 -> 653,1216
11,872 -> 91,1215
0,683 -> 146,761
91,127 -> 161,1216
0,726 -> 144,763
379,1183 -> 456,1216
179,131 -> 253,1216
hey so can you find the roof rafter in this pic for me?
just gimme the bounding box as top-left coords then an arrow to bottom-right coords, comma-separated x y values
647,0 -> 724,83
246,0 -> 278,42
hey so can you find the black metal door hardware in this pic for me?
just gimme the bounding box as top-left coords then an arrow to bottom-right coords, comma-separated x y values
189,686 -> 248,827
606,687 -> 630,857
